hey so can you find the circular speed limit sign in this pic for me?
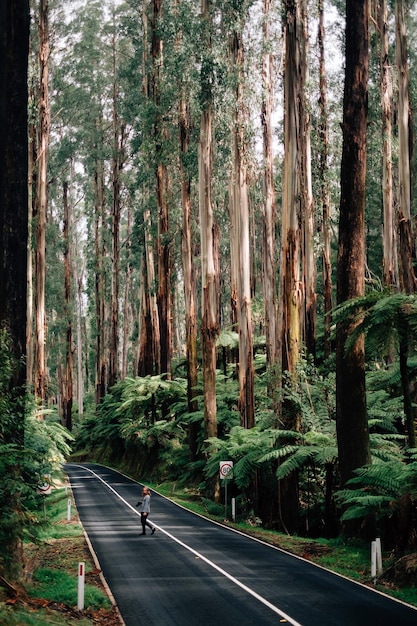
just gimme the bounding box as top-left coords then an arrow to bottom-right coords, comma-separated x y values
37,480 -> 51,495
219,460 -> 233,479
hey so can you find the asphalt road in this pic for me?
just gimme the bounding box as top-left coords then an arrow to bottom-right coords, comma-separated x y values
65,463 -> 417,626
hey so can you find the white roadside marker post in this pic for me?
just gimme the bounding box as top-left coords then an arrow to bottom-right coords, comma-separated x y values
375,537 -> 383,575
67,498 -> 72,521
77,562 -> 85,611
371,541 -> 377,584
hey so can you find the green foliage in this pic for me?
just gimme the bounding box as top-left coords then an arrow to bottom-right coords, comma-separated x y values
0,412 -> 73,570
0,329 -> 73,577
28,568 -> 108,609
332,290 -> 417,359
336,457 -> 417,550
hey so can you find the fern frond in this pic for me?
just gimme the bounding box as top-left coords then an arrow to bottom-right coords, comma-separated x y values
276,447 -> 315,479
258,445 -> 299,464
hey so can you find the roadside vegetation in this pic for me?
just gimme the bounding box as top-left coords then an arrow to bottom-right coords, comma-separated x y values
0,486 -> 121,626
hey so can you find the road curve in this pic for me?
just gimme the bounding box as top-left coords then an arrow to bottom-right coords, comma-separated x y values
65,463 -> 417,626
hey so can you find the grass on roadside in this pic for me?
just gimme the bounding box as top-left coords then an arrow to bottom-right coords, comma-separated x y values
0,485 -> 119,626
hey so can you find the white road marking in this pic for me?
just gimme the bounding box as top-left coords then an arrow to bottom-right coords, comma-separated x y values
70,464 -> 303,626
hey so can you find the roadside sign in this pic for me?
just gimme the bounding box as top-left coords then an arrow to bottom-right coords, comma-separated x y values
37,476 -> 52,496
219,460 -> 233,480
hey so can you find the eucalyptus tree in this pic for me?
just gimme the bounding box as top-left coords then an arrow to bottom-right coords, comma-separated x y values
199,0 -> 219,445
33,0 -> 50,403
281,0 -> 302,380
299,0 -> 316,358
261,0 -> 279,377
377,0 -> 398,289
279,0 -> 305,532
61,181 -> 73,430
109,10 -> 125,389
336,0 -> 371,486
174,0 -> 200,459
0,0 -> 30,581
132,0 -> 161,377
317,0 -> 333,359
395,0 -> 417,294
151,0 -> 173,378
226,0 -> 255,430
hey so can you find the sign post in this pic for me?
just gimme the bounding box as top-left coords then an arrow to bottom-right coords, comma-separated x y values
37,476 -> 52,520
219,461 -> 233,519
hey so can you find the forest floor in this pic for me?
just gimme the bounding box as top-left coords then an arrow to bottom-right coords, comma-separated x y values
0,494 -> 124,626
0,535 -> 123,625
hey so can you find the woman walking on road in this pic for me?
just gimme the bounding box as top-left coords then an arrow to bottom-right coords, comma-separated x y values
137,487 -> 156,535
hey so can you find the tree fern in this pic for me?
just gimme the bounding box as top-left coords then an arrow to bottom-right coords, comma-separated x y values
336,459 -> 417,548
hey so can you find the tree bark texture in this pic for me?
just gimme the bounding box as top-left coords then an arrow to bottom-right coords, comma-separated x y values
378,0 -> 398,289
179,94 -> 199,459
281,0 -> 302,378
122,205 -> 133,379
152,0 -> 172,378
94,140 -> 108,404
229,27 -> 255,430
336,0 -> 371,487
34,0 -> 50,402
317,0 -> 333,359
278,0 -> 304,534
299,0 -> 316,358
261,0 -> 279,376
199,0 -> 218,444
0,0 -> 30,581
62,181 -> 73,431
395,0 -> 416,294
109,28 -> 121,389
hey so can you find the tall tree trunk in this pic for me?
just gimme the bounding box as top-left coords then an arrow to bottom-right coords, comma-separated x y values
281,0 -> 302,378
176,0 -> 199,458
199,0 -> 218,446
109,29 -> 121,389
336,0 -> 371,487
137,208 -> 161,376
261,0 -> 279,383
0,0 -> 30,581
151,0 -> 172,378
279,0 -> 303,534
378,0 -> 398,289
94,138 -> 108,404
179,94 -> 199,459
34,0 -> 50,403
27,69 -> 36,387
317,0 -> 333,359
229,26 -> 255,430
121,204 -> 133,379
137,3 -> 161,377
395,0 -> 416,294
300,0 -> 316,358
62,181 -> 73,431
76,267 -> 84,416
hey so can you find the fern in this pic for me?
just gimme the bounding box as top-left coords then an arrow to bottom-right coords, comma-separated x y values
336,459 -> 417,536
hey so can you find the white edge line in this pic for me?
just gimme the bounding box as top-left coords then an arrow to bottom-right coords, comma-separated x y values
69,463 -> 302,626
66,477 -> 127,626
